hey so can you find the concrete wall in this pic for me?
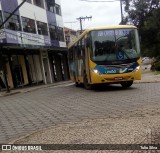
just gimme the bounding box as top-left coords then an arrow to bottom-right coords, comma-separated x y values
40,50 -> 53,84
34,55 -> 43,82
19,55 -> 29,85
18,0 -> 48,23
6,62 -> 14,89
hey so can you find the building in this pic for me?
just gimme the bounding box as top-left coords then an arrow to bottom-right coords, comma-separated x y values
0,0 -> 70,91
64,27 -> 79,46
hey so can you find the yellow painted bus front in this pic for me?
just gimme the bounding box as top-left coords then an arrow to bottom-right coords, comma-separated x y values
89,58 -> 142,84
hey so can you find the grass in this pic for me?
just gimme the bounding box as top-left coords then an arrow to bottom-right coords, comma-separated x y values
154,71 -> 160,75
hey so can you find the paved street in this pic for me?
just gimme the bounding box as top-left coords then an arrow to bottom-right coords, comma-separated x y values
0,82 -> 160,144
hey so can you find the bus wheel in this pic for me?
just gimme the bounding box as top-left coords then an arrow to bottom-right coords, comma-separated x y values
121,81 -> 133,88
75,82 -> 81,87
83,74 -> 92,90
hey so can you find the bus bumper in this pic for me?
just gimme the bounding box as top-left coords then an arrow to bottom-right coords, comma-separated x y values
90,68 -> 142,84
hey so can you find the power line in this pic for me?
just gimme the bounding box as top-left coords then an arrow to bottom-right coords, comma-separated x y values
64,21 -> 78,23
77,16 -> 92,32
0,0 -> 27,28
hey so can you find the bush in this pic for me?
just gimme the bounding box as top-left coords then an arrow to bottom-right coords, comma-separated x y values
151,56 -> 160,71
155,61 -> 160,71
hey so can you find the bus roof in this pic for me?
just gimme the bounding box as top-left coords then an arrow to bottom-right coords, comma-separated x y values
68,25 -> 137,49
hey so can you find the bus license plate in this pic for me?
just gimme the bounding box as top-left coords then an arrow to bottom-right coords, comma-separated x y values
115,77 -> 123,80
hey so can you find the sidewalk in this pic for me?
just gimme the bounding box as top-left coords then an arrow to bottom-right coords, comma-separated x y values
135,64 -> 160,83
0,80 -> 72,97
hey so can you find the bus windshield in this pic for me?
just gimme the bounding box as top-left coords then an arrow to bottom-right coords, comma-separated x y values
91,29 -> 140,63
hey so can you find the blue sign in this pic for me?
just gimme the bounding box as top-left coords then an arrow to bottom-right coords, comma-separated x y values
117,51 -> 125,60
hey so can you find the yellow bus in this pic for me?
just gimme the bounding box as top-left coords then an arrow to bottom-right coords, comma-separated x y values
68,25 -> 142,89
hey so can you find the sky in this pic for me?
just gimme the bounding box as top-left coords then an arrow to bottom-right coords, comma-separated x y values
61,0 -> 122,30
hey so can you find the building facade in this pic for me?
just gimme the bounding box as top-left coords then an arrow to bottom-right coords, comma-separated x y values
0,0 -> 70,90
64,27 -> 79,46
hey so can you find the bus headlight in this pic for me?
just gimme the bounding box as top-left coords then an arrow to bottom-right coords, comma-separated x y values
133,66 -> 140,72
92,69 -> 102,75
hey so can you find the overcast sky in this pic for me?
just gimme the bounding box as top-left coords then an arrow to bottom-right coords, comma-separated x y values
61,0 -> 122,30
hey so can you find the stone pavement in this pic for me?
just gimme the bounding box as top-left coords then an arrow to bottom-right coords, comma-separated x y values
0,65 -> 160,153
135,64 -> 160,83
0,64 -> 159,97
0,81 -> 72,97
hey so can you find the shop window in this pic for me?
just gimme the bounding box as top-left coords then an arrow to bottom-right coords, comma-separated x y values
22,17 -> 36,34
46,0 -> 55,12
33,0 -> 44,8
57,27 -> 64,42
55,4 -> 61,16
49,25 -> 56,40
3,12 -> 21,31
36,21 -> 48,36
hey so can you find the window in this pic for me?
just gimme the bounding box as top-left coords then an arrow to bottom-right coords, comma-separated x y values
22,17 -> 36,34
33,0 -> 44,8
49,25 -> 56,40
55,4 -> 61,15
26,0 -> 32,3
3,12 -> 21,31
91,29 -> 140,63
36,21 -> 48,36
65,36 -> 70,46
46,0 -> 55,12
57,27 -> 64,41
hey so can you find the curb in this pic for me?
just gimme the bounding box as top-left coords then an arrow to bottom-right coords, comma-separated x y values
0,80 -> 72,97
134,80 -> 160,84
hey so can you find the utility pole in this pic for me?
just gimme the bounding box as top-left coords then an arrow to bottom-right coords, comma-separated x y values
120,0 -> 124,24
77,16 -> 92,33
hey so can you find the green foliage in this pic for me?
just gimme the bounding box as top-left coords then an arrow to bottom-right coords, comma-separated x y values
123,0 -> 160,57
155,61 -> 160,71
141,8 -> 160,57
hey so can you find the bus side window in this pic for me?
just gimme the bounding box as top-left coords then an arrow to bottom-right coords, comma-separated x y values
81,38 -> 85,57
68,48 -> 73,61
76,41 -> 81,60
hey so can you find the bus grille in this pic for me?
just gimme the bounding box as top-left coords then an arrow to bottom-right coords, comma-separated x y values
100,63 -> 135,70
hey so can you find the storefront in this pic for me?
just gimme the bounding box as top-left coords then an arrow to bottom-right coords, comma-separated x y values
0,46 -> 69,91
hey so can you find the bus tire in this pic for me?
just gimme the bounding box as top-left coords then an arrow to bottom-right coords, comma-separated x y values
75,82 -> 81,87
83,74 -> 92,90
121,81 -> 133,88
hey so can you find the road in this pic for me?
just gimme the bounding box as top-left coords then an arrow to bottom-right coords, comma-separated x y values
0,82 -> 160,144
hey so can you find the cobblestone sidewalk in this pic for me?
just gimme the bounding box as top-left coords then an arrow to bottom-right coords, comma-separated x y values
3,106 -> 160,153
1,69 -> 160,153
0,80 -> 72,97
135,64 -> 160,83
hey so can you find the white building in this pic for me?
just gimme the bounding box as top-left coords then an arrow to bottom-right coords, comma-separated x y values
0,0 -> 70,90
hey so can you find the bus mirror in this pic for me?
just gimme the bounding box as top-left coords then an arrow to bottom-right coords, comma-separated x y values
85,38 -> 90,48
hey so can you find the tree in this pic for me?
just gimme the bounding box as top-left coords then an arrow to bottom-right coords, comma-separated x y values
123,0 -> 160,57
123,0 -> 160,27
142,8 -> 160,57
